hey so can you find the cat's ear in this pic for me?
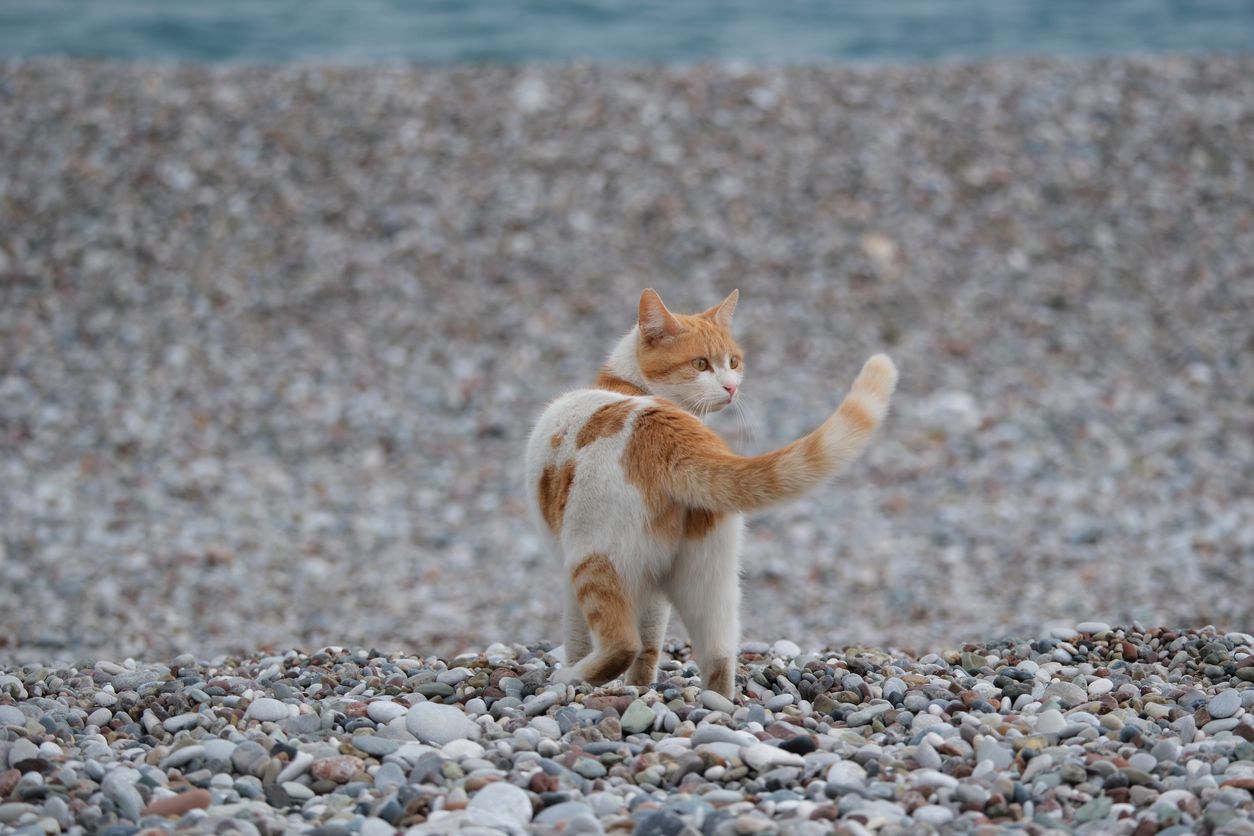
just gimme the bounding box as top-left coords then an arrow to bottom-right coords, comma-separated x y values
701,289 -> 739,328
639,288 -> 684,343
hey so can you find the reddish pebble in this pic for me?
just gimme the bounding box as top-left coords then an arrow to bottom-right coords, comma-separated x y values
0,768 -> 21,798
141,788 -> 212,817
310,755 -> 363,784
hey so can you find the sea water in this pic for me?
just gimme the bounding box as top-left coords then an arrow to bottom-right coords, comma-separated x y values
1,0 -> 1252,64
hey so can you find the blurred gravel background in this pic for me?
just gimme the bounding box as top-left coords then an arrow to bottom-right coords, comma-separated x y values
1,57 -> 1251,664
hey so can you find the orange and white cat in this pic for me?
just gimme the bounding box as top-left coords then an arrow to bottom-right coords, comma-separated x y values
526,289 -> 897,698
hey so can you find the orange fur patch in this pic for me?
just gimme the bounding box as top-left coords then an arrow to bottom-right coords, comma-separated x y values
706,657 -> 734,698
570,553 -> 639,683
575,400 -> 635,449
550,430 -> 565,449
595,368 -> 646,396
836,397 -> 876,437
620,405 -> 741,538
683,507 -> 723,539
627,647 -> 660,686
538,461 -> 576,534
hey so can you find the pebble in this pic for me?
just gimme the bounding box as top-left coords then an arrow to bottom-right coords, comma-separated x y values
406,701 -> 475,744
243,698 -> 290,722
1208,689 -> 1242,720
466,781 -> 533,829
275,751 -> 313,783
620,699 -> 656,735
1042,681 -> 1088,708
741,743 -> 805,771
700,690 -> 736,714
311,754 -> 363,783
366,700 -> 409,724
141,788 -> 213,818
692,724 -> 758,747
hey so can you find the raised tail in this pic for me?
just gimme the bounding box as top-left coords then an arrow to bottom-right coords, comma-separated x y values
628,355 -> 898,514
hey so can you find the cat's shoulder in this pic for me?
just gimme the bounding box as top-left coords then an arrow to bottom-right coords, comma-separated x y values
535,387 -> 698,439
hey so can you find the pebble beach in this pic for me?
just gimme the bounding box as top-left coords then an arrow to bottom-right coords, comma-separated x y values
1,625 -> 1252,833
1,56 -> 1252,831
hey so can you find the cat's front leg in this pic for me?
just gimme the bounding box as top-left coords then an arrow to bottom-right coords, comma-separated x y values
562,584 -> 593,666
667,514 -> 744,700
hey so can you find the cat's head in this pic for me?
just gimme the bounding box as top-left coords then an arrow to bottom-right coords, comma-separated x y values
636,288 -> 743,414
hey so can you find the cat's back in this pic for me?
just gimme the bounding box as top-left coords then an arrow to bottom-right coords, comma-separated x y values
526,387 -> 645,475
525,387 -> 656,539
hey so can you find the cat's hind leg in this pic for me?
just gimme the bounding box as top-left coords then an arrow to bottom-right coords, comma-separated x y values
553,552 -> 641,687
626,590 -> 669,688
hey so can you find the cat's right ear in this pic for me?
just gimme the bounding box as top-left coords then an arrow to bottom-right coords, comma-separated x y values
639,289 -> 684,344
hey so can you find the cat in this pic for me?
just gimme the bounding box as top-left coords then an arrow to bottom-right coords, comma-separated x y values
525,288 -> 897,698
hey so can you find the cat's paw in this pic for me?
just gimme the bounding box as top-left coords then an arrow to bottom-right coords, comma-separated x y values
550,666 -> 584,686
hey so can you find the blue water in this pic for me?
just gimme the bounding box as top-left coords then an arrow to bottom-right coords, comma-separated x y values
1,0 -> 1252,64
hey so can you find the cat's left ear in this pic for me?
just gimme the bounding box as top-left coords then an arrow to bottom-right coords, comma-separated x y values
701,289 -> 739,328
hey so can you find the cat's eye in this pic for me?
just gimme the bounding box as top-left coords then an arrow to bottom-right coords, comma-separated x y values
730,356 -> 740,369
692,358 -> 709,371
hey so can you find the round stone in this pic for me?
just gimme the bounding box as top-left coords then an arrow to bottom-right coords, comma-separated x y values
352,735 -> 401,756
311,754 -> 363,784
467,781 -> 533,829
913,805 -> 955,826
243,698 -> 289,722
620,699 -> 656,735
535,801 -> 596,826
1087,678 -> 1114,696
1207,689 -> 1240,720
406,701 -> 474,745
366,700 -> 409,724
826,759 -> 867,789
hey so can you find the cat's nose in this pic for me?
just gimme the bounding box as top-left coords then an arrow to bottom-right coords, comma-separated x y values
723,383 -> 737,398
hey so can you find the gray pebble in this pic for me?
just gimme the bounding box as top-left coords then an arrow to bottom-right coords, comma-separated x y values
700,690 -> 736,714
244,698 -> 289,722
620,699 -> 656,735
467,781 -> 533,829
406,701 -> 474,744
1208,689 -> 1241,720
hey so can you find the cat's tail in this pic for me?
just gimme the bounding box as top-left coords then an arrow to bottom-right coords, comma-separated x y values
643,354 -> 898,513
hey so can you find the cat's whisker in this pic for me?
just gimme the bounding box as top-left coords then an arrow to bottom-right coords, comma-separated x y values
732,395 -> 761,452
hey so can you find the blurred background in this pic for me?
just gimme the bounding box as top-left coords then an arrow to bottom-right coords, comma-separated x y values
0,4 -> 1251,664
